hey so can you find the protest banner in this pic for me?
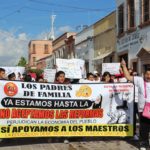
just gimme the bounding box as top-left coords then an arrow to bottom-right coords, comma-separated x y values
56,59 -> 86,79
0,80 -> 134,138
44,69 -> 56,82
102,63 -> 120,75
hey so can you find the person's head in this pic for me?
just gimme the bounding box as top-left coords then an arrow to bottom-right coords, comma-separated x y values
102,72 -> 112,83
55,71 -> 65,83
94,73 -> 100,81
132,72 -> 138,76
37,77 -> 44,83
87,73 -> 94,81
18,72 -> 21,78
0,68 -> 5,79
44,79 -> 48,83
24,74 -> 32,82
8,73 -> 16,81
144,69 -> 150,82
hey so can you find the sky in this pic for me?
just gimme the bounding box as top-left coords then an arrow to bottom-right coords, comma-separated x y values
0,0 -> 116,66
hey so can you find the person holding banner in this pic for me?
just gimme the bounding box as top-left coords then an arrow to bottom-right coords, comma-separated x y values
0,68 -> 6,80
54,71 -> 70,84
54,70 -> 70,144
121,59 -> 150,150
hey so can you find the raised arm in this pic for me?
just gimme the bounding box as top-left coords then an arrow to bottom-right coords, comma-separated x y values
121,59 -> 133,82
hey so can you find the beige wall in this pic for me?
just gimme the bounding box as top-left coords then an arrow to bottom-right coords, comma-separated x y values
93,12 -> 116,59
28,40 -> 53,68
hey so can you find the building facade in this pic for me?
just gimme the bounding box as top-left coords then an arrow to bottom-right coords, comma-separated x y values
93,11 -> 117,73
36,54 -> 54,70
75,26 -> 94,73
65,35 -> 76,59
52,32 -> 76,65
116,0 -> 150,74
28,40 -> 53,68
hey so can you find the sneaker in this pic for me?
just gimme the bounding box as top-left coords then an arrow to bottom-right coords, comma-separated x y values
133,134 -> 139,141
140,147 -> 147,150
64,139 -> 69,144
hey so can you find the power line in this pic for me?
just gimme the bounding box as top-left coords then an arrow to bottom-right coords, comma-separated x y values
0,7 -> 24,20
29,0 -> 114,12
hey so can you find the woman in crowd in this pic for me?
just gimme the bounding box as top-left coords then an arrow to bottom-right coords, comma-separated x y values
101,71 -> 113,83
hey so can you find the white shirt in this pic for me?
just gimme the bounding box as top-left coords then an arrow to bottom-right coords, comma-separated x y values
134,77 -> 150,112
79,79 -> 97,83
134,86 -> 138,103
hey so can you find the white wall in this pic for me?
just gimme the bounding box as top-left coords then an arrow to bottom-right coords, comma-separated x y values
75,26 -> 94,72
116,0 -> 150,73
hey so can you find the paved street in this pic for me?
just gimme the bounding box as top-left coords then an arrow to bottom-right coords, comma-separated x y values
0,137 -> 139,150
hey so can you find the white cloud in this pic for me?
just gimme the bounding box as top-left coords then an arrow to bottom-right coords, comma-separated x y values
35,31 -> 49,40
35,25 -> 74,40
0,29 -> 30,66
58,25 -> 74,33
55,25 -> 74,37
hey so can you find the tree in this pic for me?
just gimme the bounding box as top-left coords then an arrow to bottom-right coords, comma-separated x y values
17,57 -> 27,67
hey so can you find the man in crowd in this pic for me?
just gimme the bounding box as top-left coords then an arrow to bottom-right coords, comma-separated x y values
0,68 -> 6,80
121,59 -> 150,150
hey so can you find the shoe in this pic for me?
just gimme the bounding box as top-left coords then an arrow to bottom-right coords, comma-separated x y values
139,147 -> 147,150
133,134 -> 139,141
64,139 -> 69,144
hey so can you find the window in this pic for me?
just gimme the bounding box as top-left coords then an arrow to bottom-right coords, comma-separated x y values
144,0 -> 150,22
33,44 -> 36,54
128,0 -> 135,28
44,44 -> 49,54
33,57 -> 36,65
141,0 -> 150,23
118,4 -> 124,34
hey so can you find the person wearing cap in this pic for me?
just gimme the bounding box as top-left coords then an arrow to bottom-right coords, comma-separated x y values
8,72 -> 16,81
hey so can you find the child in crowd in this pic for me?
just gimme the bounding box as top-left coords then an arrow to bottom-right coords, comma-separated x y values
54,71 -> 70,84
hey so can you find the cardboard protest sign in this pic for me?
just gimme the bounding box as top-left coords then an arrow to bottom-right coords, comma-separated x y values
44,69 -> 56,82
56,59 -> 86,79
102,63 -> 120,75
0,81 -> 134,138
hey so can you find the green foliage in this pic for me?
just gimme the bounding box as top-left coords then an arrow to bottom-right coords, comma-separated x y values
17,57 -> 27,67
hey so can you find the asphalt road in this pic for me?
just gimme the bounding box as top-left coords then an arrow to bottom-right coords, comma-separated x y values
0,137 -> 139,150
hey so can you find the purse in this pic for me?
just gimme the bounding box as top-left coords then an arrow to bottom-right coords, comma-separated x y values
142,81 -> 150,118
